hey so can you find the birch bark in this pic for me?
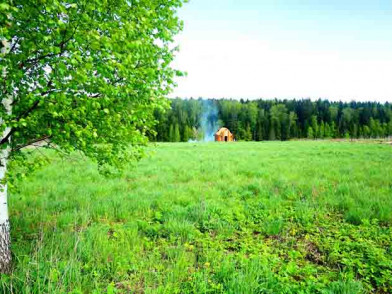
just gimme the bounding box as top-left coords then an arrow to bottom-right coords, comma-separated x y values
0,39 -> 11,273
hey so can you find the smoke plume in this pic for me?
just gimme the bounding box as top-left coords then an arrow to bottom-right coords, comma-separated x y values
200,100 -> 220,142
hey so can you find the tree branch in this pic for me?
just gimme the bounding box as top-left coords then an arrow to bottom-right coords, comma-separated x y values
21,24 -> 79,69
0,81 -> 53,146
9,37 -> 19,54
12,135 -> 51,152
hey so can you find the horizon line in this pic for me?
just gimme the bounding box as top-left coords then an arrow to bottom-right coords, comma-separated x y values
170,96 -> 391,104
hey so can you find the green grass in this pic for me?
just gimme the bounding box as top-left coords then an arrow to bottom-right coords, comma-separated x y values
1,141 -> 392,293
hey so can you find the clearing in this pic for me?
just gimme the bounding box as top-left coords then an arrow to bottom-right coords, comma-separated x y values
2,141 -> 392,293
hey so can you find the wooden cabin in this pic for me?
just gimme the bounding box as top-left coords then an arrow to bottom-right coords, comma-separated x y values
215,127 -> 234,142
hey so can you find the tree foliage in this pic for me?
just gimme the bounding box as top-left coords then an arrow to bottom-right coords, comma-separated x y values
0,0 -> 184,176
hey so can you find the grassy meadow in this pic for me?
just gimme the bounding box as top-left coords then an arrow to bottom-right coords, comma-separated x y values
1,141 -> 392,293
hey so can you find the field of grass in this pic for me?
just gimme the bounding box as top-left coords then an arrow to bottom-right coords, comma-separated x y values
1,141 -> 392,293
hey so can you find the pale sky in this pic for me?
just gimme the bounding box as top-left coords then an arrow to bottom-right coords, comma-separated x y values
171,0 -> 392,102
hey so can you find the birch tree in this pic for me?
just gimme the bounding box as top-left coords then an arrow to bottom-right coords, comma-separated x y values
0,0 -> 184,273
0,38 -> 11,274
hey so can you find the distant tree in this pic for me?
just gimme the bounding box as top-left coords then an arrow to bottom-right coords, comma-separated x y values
331,121 -> 337,138
270,104 -> 289,140
256,109 -> 267,141
369,118 -> 375,138
168,124 -> 174,142
173,124 -> 181,142
311,116 -> 318,139
324,123 -> 332,138
382,123 -> 388,137
244,124 -> 252,141
329,106 -> 339,123
245,102 -> 258,139
388,121 -> 392,137
288,111 -> 298,139
319,121 -> 325,139
269,125 -> 276,140
307,127 -> 314,139
353,123 -> 359,138
363,125 -> 371,138
182,126 -> 191,142
341,108 -> 354,136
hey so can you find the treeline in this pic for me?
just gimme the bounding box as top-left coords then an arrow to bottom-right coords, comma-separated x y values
149,98 -> 392,141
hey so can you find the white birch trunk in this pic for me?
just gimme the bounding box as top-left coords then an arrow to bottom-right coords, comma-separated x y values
0,143 -> 11,274
0,39 -> 11,273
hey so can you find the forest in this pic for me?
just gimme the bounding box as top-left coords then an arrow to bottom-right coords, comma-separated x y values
150,98 -> 392,142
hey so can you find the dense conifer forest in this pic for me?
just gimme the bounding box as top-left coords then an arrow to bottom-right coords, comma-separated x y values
150,98 -> 392,141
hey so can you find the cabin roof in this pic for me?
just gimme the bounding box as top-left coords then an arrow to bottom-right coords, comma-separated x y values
215,127 -> 232,135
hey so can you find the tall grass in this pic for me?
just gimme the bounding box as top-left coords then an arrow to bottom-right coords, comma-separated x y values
1,141 -> 391,293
